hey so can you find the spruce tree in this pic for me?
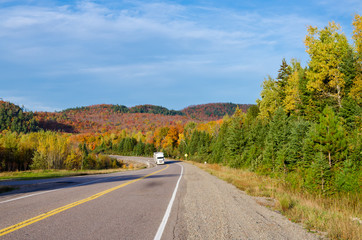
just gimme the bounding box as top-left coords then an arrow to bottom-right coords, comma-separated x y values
225,108 -> 246,167
286,119 -> 310,171
276,58 -> 292,101
263,108 -> 289,172
210,117 -> 230,164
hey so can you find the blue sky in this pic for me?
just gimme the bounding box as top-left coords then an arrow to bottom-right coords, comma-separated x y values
0,0 -> 361,112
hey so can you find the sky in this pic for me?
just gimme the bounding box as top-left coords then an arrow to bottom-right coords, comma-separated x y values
0,0 -> 361,112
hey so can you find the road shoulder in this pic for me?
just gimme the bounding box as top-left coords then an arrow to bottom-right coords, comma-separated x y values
174,162 -> 320,240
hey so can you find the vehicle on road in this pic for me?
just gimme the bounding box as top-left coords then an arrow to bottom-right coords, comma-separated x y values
153,152 -> 165,165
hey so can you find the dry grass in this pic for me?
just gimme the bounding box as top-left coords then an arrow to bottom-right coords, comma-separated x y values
189,161 -> 361,240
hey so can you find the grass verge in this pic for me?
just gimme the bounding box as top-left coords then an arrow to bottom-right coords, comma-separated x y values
188,161 -> 361,240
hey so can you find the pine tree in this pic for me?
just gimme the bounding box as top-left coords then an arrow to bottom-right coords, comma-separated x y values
313,106 -> 347,168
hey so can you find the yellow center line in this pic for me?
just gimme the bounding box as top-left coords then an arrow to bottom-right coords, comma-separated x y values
0,165 -> 170,237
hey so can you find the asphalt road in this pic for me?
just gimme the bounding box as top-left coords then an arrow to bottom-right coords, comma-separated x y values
0,158 -> 183,240
0,157 -> 320,240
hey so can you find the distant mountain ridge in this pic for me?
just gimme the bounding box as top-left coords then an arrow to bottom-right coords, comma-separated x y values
62,104 -> 185,116
0,101 -> 253,134
61,102 -> 251,120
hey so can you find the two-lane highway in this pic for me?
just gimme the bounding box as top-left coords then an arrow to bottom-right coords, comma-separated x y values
0,157 -> 321,240
0,159 -> 183,240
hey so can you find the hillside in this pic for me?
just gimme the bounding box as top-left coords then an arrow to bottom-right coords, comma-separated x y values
63,104 -> 185,116
181,103 -> 252,120
0,100 -> 39,133
33,103 -> 251,133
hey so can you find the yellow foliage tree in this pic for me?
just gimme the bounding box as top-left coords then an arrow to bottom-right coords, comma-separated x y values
283,70 -> 301,114
305,22 -> 350,108
257,76 -> 280,121
34,132 -> 70,169
283,60 -> 303,114
350,14 -> 362,104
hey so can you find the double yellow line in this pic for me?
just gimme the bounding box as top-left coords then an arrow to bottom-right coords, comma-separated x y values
0,165 -> 169,237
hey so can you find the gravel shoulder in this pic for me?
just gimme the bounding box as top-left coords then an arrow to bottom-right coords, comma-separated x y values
174,162 -> 320,240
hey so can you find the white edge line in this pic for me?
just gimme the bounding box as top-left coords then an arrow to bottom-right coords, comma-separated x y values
154,163 -> 184,240
0,168 -> 151,204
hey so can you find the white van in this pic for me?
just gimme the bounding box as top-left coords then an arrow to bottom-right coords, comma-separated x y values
153,152 -> 165,165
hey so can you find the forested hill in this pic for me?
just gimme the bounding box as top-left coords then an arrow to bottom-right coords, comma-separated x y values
181,103 -> 252,120
0,100 -> 38,133
62,104 -> 185,116
33,103 -> 246,133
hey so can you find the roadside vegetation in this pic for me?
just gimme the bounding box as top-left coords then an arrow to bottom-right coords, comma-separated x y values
0,15 -> 360,240
191,162 -> 360,240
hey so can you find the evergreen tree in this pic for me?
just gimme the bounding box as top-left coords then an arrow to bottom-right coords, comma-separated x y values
262,108 -> 289,172
187,130 -> 200,156
144,143 -> 156,156
134,141 -> 145,156
339,97 -> 361,131
123,138 -> 137,154
225,108 -> 245,162
210,117 -> 230,164
335,159 -> 360,193
305,151 -> 333,194
244,120 -> 267,170
285,119 -> 310,171
312,106 -> 347,168
276,58 -> 292,100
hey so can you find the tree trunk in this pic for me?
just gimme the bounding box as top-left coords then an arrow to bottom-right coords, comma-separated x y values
337,84 -> 342,108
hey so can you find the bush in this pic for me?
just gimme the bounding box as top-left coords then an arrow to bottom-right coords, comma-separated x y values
64,151 -> 82,170
30,151 -> 47,170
